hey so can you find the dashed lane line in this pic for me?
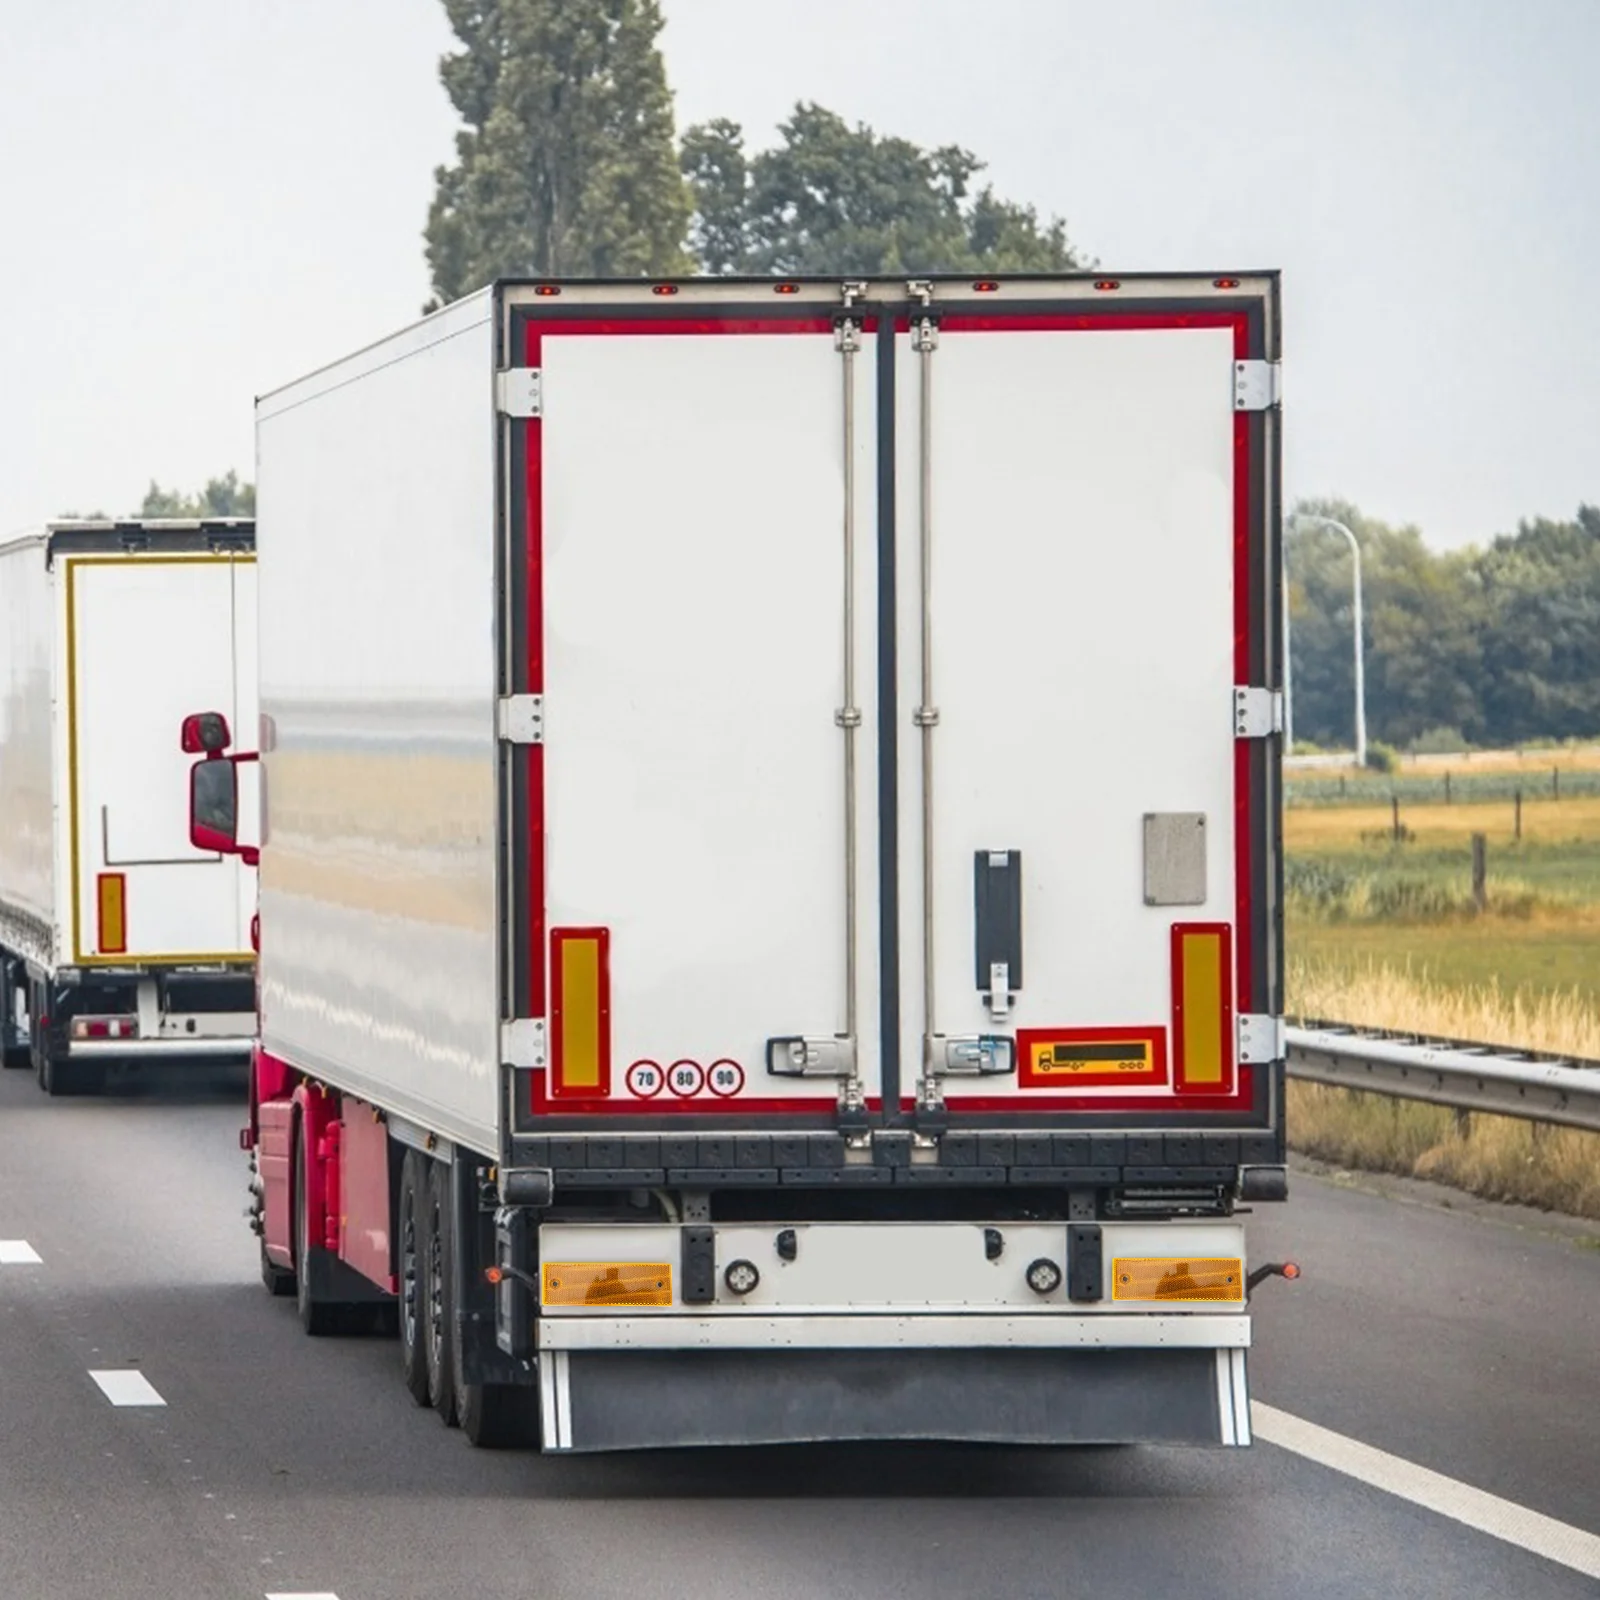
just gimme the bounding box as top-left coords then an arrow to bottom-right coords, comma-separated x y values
1254,1402 -> 1600,1581
88,1369 -> 166,1407
0,1240 -> 42,1264
266,1593 -> 341,1599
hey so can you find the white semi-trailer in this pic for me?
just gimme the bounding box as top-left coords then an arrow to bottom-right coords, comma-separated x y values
0,521 -> 258,1092
202,274 -> 1290,1450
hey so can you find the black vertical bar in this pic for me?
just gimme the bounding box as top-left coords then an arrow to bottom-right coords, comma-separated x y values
875,312 -> 901,1123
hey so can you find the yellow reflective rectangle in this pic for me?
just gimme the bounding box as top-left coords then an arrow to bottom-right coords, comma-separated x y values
97,873 -> 126,954
542,1261 -> 673,1308
558,936 -> 602,1090
1178,929 -> 1224,1085
1112,1256 -> 1244,1302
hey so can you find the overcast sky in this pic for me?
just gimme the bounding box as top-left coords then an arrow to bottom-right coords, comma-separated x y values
1,0 -> 1594,548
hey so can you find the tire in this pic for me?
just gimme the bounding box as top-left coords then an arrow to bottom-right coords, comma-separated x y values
396,1151 -> 432,1406
293,1133 -> 345,1336
458,1369 -> 540,1450
260,1233 -> 296,1297
0,964 -> 24,1069
424,1158 -> 459,1427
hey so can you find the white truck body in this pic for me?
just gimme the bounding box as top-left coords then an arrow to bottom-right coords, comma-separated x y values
252,275 -> 1285,1451
0,523 -> 257,1082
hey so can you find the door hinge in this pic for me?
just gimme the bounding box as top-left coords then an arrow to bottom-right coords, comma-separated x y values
1237,1013 -> 1285,1064
498,694 -> 544,745
501,1017 -> 547,1069
1233,359 -> 1281,412
497,367 -> 543,419
1233,685 -> 1284,739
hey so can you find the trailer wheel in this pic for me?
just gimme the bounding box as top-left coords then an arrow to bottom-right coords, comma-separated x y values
259,1234 -> 296,1297
458,1372 -> 540,1450
1,963 -> 28,1069
396,1151 -> 432,1406
293,1136 -> 346,1336
424,1158 -> 460,1427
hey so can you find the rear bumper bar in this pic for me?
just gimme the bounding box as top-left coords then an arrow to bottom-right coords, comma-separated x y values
67,1036 -> 254,1060
538,1311 -> 1250,1352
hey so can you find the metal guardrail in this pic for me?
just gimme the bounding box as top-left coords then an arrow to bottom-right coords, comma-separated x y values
1285,1023 -> 1600,1134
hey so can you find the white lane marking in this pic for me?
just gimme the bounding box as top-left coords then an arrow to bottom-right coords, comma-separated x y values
88,1369 -> 166,1407
266,1593 -> 341,1599
0,1240 -> 42,1264
1254,1403 -> 1600,1580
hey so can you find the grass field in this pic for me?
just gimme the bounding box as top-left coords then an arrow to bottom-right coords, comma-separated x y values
1284,751 -> 1600,1216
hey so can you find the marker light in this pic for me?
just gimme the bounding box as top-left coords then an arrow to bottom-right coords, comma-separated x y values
1025,1258 -> 1064,1296
542,1262 -> 672,1307
1094,279 -> 1121,291
724,1259 -> 761,1295
773,282 -> 801,295
651,284 -> 680,296
1213,277 -> 1241,290
533,284 -> 562,296
1112,1257 -> 1244,1302
972,280 -> 1000,293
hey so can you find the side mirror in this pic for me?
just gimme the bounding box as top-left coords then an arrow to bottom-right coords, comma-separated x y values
190,756 -> 247,859
181,712 -> 232,755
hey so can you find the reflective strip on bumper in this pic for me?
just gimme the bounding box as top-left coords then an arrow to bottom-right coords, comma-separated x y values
537,1311 -> 1251,1352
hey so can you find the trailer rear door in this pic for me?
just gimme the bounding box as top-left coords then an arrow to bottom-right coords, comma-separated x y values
892,302 -> 1274,1127
507,282 -> 1276,1135
65,553 -> 256,965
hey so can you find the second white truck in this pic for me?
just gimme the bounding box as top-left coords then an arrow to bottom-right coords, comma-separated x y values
0,520 -> 258,1092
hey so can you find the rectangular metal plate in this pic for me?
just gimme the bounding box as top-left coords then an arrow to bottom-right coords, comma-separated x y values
1143,813 -> 1207,906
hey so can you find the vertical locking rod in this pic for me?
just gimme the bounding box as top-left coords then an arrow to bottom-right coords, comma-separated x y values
909,283 -> 940,1099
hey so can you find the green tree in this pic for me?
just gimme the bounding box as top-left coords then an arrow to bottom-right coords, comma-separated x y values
681,103 -> 1084,276
424,0 -> 692,306
1288,498 -> 1600,750
139,471 -> 256,519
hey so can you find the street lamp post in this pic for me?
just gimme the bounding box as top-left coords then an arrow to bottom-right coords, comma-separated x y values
1287,514 -> 1367,768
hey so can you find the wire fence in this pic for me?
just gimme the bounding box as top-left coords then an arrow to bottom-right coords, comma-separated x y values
1286,766 -> 1600,809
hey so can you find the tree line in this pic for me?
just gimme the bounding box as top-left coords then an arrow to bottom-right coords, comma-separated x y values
422,0 -> 1082,305
1289,498 -> 1600,752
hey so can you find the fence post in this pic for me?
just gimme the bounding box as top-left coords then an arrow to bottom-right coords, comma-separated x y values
1515,789 -> 1523,841
1454,1108 -> 1472,1139
1392,796 -> 1402,843
1472,832 -> 1487,911
1445,771 -> 1452,805
1339,775 -> 1346,798
1554,766 -> 1560,801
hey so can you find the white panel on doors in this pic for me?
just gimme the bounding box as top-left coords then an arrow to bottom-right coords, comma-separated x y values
69,557 -> 249,962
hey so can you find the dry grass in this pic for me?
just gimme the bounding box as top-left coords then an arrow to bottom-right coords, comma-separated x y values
1285,794 -> 1600,852
1286,955 -> 1600,1219
1289,956 -> 1600,1056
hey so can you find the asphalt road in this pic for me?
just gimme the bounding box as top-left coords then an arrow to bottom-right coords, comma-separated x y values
1,1064 -> 1597,1600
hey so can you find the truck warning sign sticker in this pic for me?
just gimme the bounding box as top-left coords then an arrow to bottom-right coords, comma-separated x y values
1016,1028 -> 1169,1089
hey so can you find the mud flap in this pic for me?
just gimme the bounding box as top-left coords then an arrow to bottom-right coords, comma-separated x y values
539,1346 -> 1249,1452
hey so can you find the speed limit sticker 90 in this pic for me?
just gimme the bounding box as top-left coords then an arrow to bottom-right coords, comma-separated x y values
706,1059 -> 745,1097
